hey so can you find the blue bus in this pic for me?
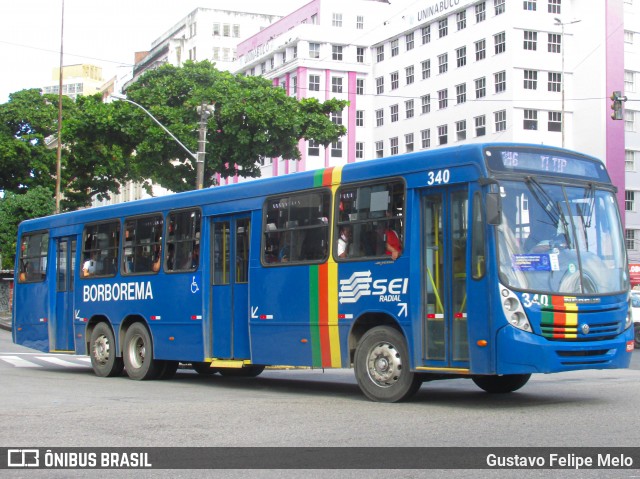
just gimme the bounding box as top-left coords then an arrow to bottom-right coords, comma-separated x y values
13,143 -> 634,402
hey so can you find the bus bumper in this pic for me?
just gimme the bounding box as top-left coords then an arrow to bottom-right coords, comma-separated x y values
495,325 -> 633,374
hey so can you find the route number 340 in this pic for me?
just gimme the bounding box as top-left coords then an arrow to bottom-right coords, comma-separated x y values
427,169 -> 450,186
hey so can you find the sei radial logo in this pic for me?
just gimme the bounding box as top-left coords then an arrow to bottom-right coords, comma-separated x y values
338,271 -> 408,304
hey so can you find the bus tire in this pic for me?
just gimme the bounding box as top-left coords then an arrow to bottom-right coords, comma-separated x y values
123,322 -> 163,380
472,374 -> 531,394
218,365 -> 265,377
634,323 -> 640,349
354,326 -> 421,402
89,322 -> 124,377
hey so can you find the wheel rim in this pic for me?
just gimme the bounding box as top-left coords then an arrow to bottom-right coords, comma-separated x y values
366,342 -> 402,388
127,334 -> 146,369
93,335 -> 111,365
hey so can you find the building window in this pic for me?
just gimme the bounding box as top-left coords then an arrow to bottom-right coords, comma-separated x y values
354,47 -> 364,63
422,25 -> 431,44
495,0 -> 506,15
548,72 -> 562,92
421,129 -> 431,148
356,78 -> 365,95
495,71 -> 506,93
390,104 -> 399,122
438,53 -> 448,74
475,39 -> 486,61
548,111 -> 562,132
438,125 -> 448,145
439,18 -> 448,38
377,45 -> 385,62
376,76 -> 384,94
391,71 -> 399,90
375,141 -> 384,158
548,34 -> 561,53
405,99 -> 415,119
456,120 -> 467,141
438,89 -> 448,109
331,141 -> 342,158
376,109 -> 384,127
308,140 -> 320,156
625,30 -> 634,44
405,133 -> 414,152
523,1 -> 537,11
309,43 -> 320,58
626,190 -> 635,211
292,76 -> 298,95
495,110 -> 507,132
331,111 -> 343,125
548,0 -> 561,14
223,24 -> 230,37
456,83 -> 466,104
309,75 -> 320,91
524,31 -> 537,50
625,70 -> 636,93
456,46 -> 467,67
332,77 -> 343,93
332,13 -> 343,27
494,32 -> 506,54
422,59 -> 431,79
626,229 -> 637,251
457,11 -> 466,30
332,45 -> 343,61
356,110 -> 364,127
625,110 -> 636,132
213,23 -> 220,36
475,77 -> 486,98
357,15 -> 364,30
406,32 -> 415,51
476,2 -> 486,22
421,94 -> 431,114
524,109 -> 538,130
406,66 -> 415,85
475,115 -> 486,136
233,25 -> 240,37
626,150 -> 637,171
390,137 -> 399,155
356,142 -> 364,159
524,70 -> 537,90
391,39 -> 399,57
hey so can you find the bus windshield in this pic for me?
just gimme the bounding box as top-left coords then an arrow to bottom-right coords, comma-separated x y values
496,179 -> 627,294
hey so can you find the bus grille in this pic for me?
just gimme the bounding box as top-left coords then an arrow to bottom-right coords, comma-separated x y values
541,321 -> 620,342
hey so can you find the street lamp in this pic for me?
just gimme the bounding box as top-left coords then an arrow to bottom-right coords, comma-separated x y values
110,93 -> 212,190
554,17 -> 581,148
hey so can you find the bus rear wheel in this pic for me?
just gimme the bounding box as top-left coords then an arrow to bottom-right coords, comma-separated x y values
89,322 -> 124,377
472,374 -> 531,393
123,323 -> 163,380
354,326 -> 422,402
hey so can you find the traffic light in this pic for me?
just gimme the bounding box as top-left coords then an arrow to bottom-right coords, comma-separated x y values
611,91 -> 627,120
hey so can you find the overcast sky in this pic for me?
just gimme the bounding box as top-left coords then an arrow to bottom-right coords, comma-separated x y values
0,0 -> 308,102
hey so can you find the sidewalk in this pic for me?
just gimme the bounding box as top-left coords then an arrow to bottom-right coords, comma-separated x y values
0,311 -> 11,332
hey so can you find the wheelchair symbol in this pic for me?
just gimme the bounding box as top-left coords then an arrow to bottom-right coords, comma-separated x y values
191,276 -> 200,294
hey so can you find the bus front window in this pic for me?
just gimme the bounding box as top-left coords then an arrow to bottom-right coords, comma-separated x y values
496,180 -> 627,295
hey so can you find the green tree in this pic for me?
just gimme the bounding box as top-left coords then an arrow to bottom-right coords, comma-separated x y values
0,187 -> 55,269
124,60 -> 348,191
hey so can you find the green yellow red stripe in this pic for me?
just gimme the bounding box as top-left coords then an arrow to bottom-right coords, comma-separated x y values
541,296 -> 579,339
309,166 -> 343,367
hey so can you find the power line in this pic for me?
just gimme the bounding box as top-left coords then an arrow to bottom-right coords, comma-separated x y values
0,39 -> 134,67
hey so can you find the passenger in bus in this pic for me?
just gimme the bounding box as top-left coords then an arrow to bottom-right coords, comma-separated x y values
181,243 -> 200,270
278,236 -> 291,262
82,254 -> 96,277
378,222 -> 401,260
337,225 -> 351,258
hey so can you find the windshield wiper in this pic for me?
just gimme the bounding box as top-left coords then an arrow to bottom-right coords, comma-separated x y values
525,176 -> 572,249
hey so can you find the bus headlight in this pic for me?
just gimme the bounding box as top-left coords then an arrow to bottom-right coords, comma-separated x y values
500,285 -> 532,333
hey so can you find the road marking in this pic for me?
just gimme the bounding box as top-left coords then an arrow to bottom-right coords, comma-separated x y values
1,355 -> 42,368
35,356 -> 86,367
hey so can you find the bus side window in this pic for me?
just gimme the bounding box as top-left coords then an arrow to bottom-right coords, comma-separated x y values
165,209 -> 201,273
18,231 -> 49,283
82,221 -> 120,278
123,214 -> 163,275
472,192 -> 486,279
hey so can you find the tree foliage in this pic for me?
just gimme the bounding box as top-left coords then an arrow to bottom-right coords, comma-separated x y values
0,187 -> 55,269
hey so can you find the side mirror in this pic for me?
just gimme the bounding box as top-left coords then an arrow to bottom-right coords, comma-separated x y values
486,192 -> 502,225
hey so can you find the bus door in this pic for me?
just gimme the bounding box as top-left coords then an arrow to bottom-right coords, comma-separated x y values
422,188 -> 470,369
53,236 -> 76,352
211,215 -> 251,359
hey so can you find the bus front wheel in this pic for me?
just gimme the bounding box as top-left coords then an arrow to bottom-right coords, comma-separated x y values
354,326 -> 422,402
123,323 -> 163,380
472,374 -> 531,393
89,322 -> 124,377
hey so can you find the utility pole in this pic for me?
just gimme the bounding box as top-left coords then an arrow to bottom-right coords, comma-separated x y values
554,17 -> 581,148
196,103 -> 215,190
55,0 -> 65,213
